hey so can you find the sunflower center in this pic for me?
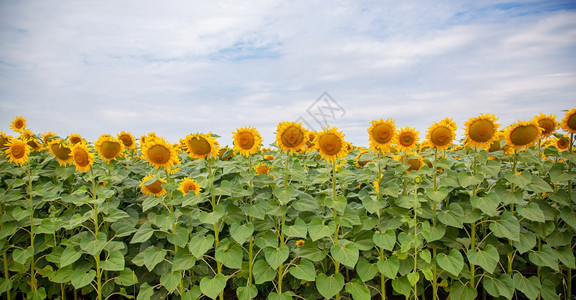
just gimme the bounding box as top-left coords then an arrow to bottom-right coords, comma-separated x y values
188,137 -> 211,156
256,165 -> 269,175
407,158 -> 422,171
431,127 -> 452,146
74,150 -> 89,167
372,124 -> 394,144
51,143 -> 71,160
399,134 -> 414,147
557,138 -> 569,149
281,126 -> 305,148
101,141 -> 122,159
469,120 -> 495,142
146,180 -> 163,194
148,145 -> 171,164
568,114 -> 576,130
15,120 -> 24,129
12,145 -> 25,159
237,132 -> 255,150
319,133 -> 342,155
538,119 -> 555,135
510,125 -> 539,146
119,135 -> 134,147
70,137 -> 82,144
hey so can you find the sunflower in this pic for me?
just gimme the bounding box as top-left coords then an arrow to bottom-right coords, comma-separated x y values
368,118 -> 396,152
0,131 -> 12,150
561,108 -> 576,134
354,148 -> 372,167
464,113 -> 500,149
47,139 -> 73,165
68,133 -> 84,145
263,154 -> 275,160
488,130 -> 506,152
71,142 -> 94,172
555,136 -> 570,151
140,174 -> 167,197
402,153 -> 424,172
140,132 -> 158,146
117,131 -> 136,149
4,139 -> 30,166
182,133 -> 218,160
396,127 -> 419,151
505,120 -> 542,150
533,113 -> 557,138
20,129 -> 43,151
276,122 -> 307,152
233,126 -> 262,156
95,134 -> 125,162
178,178 -> 202,196
218,147 -> 233,161
296,240 -> 305,247
427,119 -> 456,150
304,131 -> 317,152
10,116 -> 26,132
141,136 -> 180,168
314,126 -> 349,162
42,131 -> 58,145
254,162 -> 271,175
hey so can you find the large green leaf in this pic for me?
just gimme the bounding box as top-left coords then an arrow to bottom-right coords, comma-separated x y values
308,217 -> 335,241
199,273 -> 227,299
436,249 -> 464,277
215,242 -> 243,269
60,246 -> 82,267
458,172 -> 483,188
236,285 -> 258,300
133,246 -> 167,271
529,245 -> 559,271
356,258 -> 378,282
283,218 -> 307,239
483,274 -> 514,299
71,269 -> 96,289
130,222 -> 154,244
345,280 -> 370,300
517,202 -> 545,223
373,230 -> 396,251
115,269 -> 138,286
513,273 -> 541,300
288,259 -> 316,281
172,248 -> 196,271
514,231 -> 536,254
101,250 -> 125,271
377,256 -> 399,279
330,241 -> 359,268
466,244 -> 499,274
316,273 -> 344,299
230,222 -> 254,244
80,232 -> 107,256
559,207 -> 576,230
489,211 -> 520,241
391,275 -> 411,297
437,203 -> 464,228
470,194 -> 500,217
449,282 -> 478,300
296,240 -> 326,262
13,246 -> 34,265
555,246 -> 576,268
160,271 -> 182,293
264,245 -> 289,270
188,234 -> 214,259
252,260 -> 275,284
420,221 -> 446,242
167,226 -> 189,248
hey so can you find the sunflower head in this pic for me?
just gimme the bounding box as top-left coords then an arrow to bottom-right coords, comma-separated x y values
142,136 -> 180,168
354,148 -> 372,167
183,133 -> 218,160
314,126 -> 349,162
305,131 -> 317,150
534,113 -> 557,138
0,131 -> 12,150
95,134 -> 125,162
555,136 -> 570,151
254,162 -> 271,175
276,122 -> 307,152
464,113 -> 500,149
233,126 -> 262,156
68,133 -> 84,145
42,131 -> 58,145
396,127 -> 419,151
506,120 -> 542,150
296,240 -> 305,247
48,139 -> 73,165
20,129 -> 43,151
178,178 -> 202,196
427,120 -> 456,150
4,139 -> 30,166
117,131 -> 136,149
561,108 -> 576,134
218,147 -> 233,161
368,118 -> 396,152
71,142 -> 94,172
405,153 -> 424,172
140,174 -> 167,197
10,116 -> 27,132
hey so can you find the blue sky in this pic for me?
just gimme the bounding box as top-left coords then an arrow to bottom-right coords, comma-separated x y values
1,0 -> 575,147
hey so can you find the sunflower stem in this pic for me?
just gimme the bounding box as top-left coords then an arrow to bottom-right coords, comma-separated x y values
247,155 -> 255,288
207,159 -> 224,300
432,148 -> 438,300
332,160 -> 341,300
27,161 -> 37,292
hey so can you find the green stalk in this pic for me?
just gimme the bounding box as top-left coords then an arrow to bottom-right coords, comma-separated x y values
331,161 -> 340,300
3,251 -> 11,300
27,162 -> 37,292
277,153 -> 290,294
413,191 -> 418,299
247,155 -> 255,288
90,167 -> 102,300
508,150 -> 518,275
568,133 -> 573,300
207,160 -> 224,300
470,148 -> 478,288
432,148 -> 439,300
377,159 -> 387,299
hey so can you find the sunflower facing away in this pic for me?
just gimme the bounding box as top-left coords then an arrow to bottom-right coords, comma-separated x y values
178,178 -> 202,196
354,148 -> 372,167
140,174 -> 167,197
95,134 -> 125,162
71,142 -> 94,172
182,133 -> 218,160
142,136 -> 180,168
4,139 -> 30,166
505,120 -> 541,150
395,152 -> 424,172
10,116 -> 26,132
396,127 -> 419,151
254,162 -> 271,175
42,131 -> 58,145
427,119 -> 456,150
314,126 -> 349,162
368,118 -> 396,153
0,131 -> 12,150
20,129 -> 43,151
47,139 -> 73,166
117,131 -> 136,149
233,126 -> 263,156
276,122 -> 307,152
561,108 -> 576,134
464,113 -> 500,149
534,113 -> 557,138
68,133 -> 84,145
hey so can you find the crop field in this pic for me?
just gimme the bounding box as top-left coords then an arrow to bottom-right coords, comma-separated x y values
0,110 -> 575,300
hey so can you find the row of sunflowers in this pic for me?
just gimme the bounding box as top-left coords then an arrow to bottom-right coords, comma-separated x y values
0,108 -> 575,300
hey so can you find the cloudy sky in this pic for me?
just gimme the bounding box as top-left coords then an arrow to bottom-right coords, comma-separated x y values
1,0 -> 575,147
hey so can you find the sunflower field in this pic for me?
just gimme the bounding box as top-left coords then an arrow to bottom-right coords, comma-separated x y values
1,110 -> 575,300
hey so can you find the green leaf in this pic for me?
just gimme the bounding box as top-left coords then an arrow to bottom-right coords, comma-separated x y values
421,221 -> 446,242
373,230 -> 396,251
188,234 -> 214,259
230,222 -> 254,244
483,273 -> 514,299
325,194 -> 347,214
160,271 -> 182,293
559,207 -> 576,230
466,244 -> 499,273
407,271 -> 420,286
215,242 -> 243,269
391,275 -> 411,297
283,218 -> 307,239
331,241 -> 359,268
252,260 -> 275,284
419,249 -> 432,264
273,186 -> 296,205
529,245 -> 559,271
13,246 -> 34,265
236,285 -> 258,300
49,266 -> 73,284
60,246 -> 82,267
0,278 -> 12,295
470,194 -> 500,217
345,280 -> 371,300
167,226 -> 189,248
437,203 -> 464,228
101,250 -> 125,271
505,171 -> 532,189
288,259 -> 316,281
130,222 -> 154,244
514,231 -> 536,254
517,203 -> 545,223
133,246 -> 167,271
297,240 -> 326,262
356,258 -> 378,282
527,175 -> 553,193
555,246 -> 575,268
115,268 -> 138,286
377,256 -> 399,279
71,269 -> 96,289
489,211 -> 520,241
426,187 -> 450,203
316,273 -> 344,300
182,286 -> 202,300
264,245 -> 289,270
449,282 -> 478,300
36,218 -> 56,235
267,292 -> 294,300
198,205 -> 225,224
111,222 -> 137,237
199,273 -> 227,299
80,232 -> 107,256
513,273 -> 541,300
436,249 -> 464,277
137,282 -> 154,300
458,172 -> 483,188
172,248 -> 196,271
27,287 -> 47,300
308,217 -> 335,241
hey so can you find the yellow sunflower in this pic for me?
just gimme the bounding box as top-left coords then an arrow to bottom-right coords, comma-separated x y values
464,113 -> 500,149
218,147 -> 233,161
42,131 -> 58,145
68,133 -> 84,145
178,178 -> 202,196
427,120 -> 456,150
95,134 -> 125,162
368,118 -> 396,152
10,116 -> 26,132
117,131 -> 136,149
141,136 -> 180,168
263,154 -> 275,160
561,108 -> 576,134
47,139 -> 73,166
182,133 -> 218,160
534,113 -> 557,138
314,126 -> 349,162
140,174 -> 167,197
275,121 -> 307,152
254,162 -> 271,175
396,127 -> 419,151
354,148 -> 372,167
233,126 -> 262,156
4,139 -> 30,166
505,120 -> 542,150
0,131 -> 12,150
140,132 -> 158,146
71,142 -> 94,172
555,136 -> 570,151
20,129 -> 43,151
305,131 -> 317,152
